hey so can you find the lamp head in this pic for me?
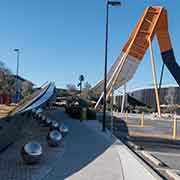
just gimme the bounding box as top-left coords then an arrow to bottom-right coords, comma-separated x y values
108,1 -> 121,6
14,49 -> 19,52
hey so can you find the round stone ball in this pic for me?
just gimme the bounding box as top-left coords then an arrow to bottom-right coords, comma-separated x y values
59,124 -> 69,137
50,121 -> 59,131
40,115 -> 47,125
21,141 -> 42,164
47,130 -> 62,147
45,118 -> 52,127
36,108 -> 43,114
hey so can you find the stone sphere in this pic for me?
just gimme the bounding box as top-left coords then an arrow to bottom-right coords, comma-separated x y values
32,109 -> 37,119
35,113 -> 43,123
50,121 -> 59,131
37,113 -> 42,119
59,124 -> 69,137
21,141 -> 42,164
32,109 -> 36,113
45,118 -> 52,127
36,108 -> 43,114
34,110 -> 38,115
47,130 -> 62,147
42,116 -> 46,121
39,115 -> 47,125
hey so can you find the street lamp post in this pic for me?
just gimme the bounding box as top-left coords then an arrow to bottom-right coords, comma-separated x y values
102,1 -> 121,132
14,48 -> 20,103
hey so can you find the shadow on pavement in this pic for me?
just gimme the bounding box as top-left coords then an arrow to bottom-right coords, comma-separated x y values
44,109 -> 124,179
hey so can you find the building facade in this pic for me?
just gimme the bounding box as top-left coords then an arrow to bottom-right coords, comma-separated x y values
115,86 -> 180,109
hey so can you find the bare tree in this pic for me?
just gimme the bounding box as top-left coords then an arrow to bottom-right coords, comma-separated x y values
66,83 -> 77,94
82,81 -> 91,98
0,61 -> 15,95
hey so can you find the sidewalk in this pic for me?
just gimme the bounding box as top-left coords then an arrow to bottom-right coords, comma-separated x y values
44,109 -> 161,180
0,109 -> 162,180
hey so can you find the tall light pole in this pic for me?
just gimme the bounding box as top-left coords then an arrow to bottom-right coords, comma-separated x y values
102,0 -> 121,132
14,48 -> 20,103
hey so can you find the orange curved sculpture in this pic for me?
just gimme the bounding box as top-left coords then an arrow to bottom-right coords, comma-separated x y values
94,6 -> 180,110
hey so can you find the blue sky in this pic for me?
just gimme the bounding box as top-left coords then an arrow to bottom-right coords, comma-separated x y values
0,0 -> 179,90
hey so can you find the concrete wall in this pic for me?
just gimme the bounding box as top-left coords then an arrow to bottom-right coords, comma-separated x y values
115,86 -> 180,109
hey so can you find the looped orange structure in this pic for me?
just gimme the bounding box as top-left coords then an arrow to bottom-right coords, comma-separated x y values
93,6 -> 180,116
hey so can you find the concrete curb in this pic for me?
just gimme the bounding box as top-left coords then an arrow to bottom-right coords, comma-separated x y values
126,140 -> 142,150
166,170 -> 180,180
105,129 -> 163,179
83,121 -> 163,180
141,151 -> 164,167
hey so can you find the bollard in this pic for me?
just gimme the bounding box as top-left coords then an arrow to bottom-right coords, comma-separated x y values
173,113 -> 177,139
80,108 -> 87,121
141,112 -> 144,127
125,111 -> 128,122
171,113 -> 173,121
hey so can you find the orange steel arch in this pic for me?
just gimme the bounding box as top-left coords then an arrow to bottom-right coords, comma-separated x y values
94,6 -> 180,111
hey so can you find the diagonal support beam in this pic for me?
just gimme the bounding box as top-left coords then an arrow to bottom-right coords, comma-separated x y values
149,39 -> 161,117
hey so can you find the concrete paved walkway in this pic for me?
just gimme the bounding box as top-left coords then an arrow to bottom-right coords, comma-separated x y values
0,108 -> 161,180
44,109 -> 161,180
